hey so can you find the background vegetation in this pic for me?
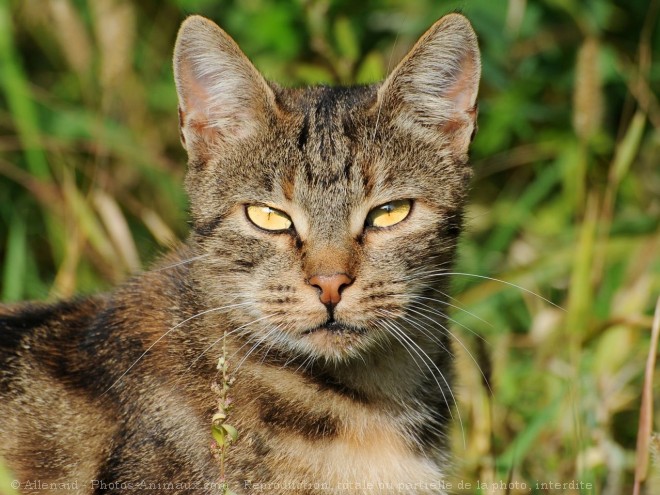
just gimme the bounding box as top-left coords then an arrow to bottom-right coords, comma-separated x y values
1,0 -> 659,493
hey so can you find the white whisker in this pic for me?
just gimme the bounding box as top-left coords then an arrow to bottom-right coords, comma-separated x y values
416,271 -> 564,309
399,306 -> 494,397
152,253 -> 210,271
375,316 -> 462,445
405,296 -> 490,344
420,289 -> 493,329
186,313 -> 278,374
103,300 -> 249,394
233,323 -> 284,372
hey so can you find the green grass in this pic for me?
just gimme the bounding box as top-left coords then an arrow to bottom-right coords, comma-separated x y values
1,0 -> 659,493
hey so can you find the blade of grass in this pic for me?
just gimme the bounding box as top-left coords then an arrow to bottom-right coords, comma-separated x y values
62,173 -> 117,268
0,3 -> 66,269
1,211 -> 27,302
593,110 -> 647,290
609,110 -> 646,187
93,190 -> 140,272
566,192 -> 599,483
0,3 -> 50,180
566,193 -> 599,344
485,160 -> 561,255
495,395 -> 562,474
139,207 -> 178,247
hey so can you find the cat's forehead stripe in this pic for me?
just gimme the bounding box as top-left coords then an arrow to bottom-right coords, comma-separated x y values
296,112 -> 310,151
289,86 -> 374,194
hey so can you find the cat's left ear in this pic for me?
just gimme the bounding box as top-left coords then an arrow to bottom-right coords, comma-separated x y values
377,14 -> 481,155
173,16 -> 276,151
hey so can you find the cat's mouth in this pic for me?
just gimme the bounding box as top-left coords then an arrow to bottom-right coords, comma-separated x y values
302,320 -> 365,336
298,319 -> 372,358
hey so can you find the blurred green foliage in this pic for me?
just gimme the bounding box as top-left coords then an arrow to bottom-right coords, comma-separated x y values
0,0 -> 659,493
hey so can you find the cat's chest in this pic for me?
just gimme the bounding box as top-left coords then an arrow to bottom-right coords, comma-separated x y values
236,407 -> 445,495
228,367 -> 447,495
310,422 -> 444,492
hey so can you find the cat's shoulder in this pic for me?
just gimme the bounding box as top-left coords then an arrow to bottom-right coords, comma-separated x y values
0,297 -> 105,339
0,244 -> 198,343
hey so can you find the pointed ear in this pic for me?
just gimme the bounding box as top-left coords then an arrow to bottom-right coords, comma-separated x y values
377,14 -> 481,154
173,16 -> 276,150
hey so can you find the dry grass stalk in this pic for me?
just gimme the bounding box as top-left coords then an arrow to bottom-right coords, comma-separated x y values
573,37 -> 603,142
633,296 -> 660,495
47,0 -> 92,77
93,190 -> 141,272
90,0 -> 136,90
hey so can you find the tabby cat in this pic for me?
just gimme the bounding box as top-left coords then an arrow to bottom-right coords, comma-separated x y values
0,12 -> 480,495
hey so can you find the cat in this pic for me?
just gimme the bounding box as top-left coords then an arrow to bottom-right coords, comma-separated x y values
0,12 -> 480,495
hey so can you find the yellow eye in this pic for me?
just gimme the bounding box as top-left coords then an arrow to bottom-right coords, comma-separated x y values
366,200 -> 412,228
246,205 -> 293,231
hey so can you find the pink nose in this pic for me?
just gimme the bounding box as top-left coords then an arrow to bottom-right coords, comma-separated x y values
308,273 -> 353,306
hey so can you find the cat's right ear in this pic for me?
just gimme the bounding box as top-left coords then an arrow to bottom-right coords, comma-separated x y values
173,16 -> 276,151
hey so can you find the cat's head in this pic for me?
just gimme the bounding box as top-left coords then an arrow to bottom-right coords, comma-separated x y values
173,14 -> 480,362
